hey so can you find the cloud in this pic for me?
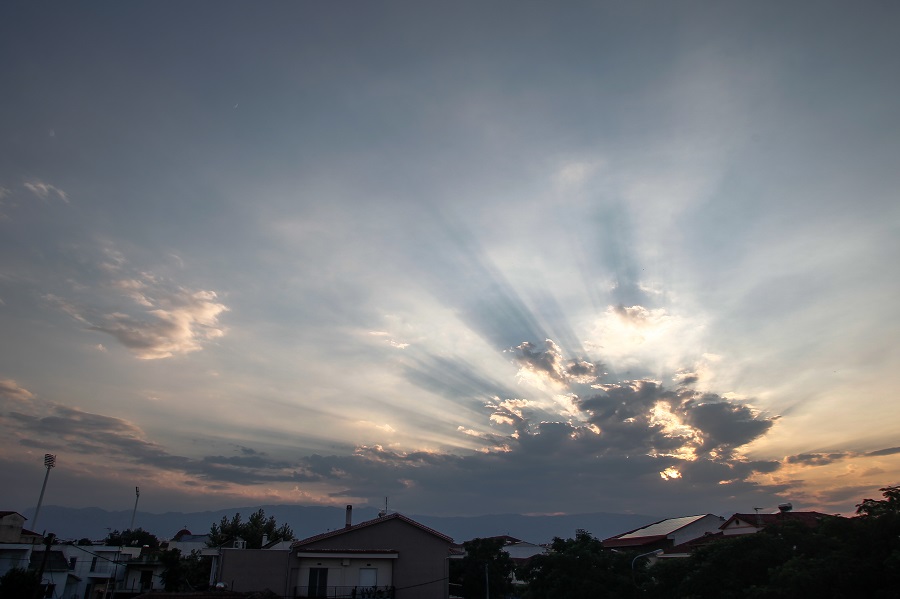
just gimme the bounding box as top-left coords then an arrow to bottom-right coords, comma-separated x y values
0,379 -> 35,402
24,181 -> 69,203
89,288 -> 228,359
513,339 -> 599,387
46,261 -> 228,359
785,452 -> 850,466
3,400 -> 316,487
866,447 -> 900,457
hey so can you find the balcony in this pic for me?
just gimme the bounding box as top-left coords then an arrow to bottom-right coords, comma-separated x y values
295,585 -> 395,598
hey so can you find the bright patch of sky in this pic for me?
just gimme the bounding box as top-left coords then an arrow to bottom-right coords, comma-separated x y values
1,1 -> 899,518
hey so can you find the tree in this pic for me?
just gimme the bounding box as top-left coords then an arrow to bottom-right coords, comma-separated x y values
518,531 -> 635,599
856,485 -> 900,517
103,527 -> 160,549
0,567 -> 40,599
159,548 -> 212,592
450,537 -> 514,599
76,537 -> 93,546
207,508 -> 294,549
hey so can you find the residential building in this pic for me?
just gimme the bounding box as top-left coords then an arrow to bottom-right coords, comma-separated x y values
217,508 -> 455,599
291,512 -> 455,599
602,514 -> 725,551
720,510 -> 831,536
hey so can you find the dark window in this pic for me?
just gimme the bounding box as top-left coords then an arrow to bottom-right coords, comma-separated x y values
69,556 -> 77,570
309,567 -> 328,598
90,557 -> 98,572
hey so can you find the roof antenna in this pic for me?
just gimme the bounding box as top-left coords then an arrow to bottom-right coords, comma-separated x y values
753,507 -> 763,528
378,497 -> 389,518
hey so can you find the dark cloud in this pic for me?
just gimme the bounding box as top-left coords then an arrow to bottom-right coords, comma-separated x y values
866,447 -> 900,457
4,402 -> 311,487
513,339 -> 600,386
785,453 -> 849,466
678,395 -> 774,454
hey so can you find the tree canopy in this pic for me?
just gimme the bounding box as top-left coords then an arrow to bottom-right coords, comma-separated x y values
450,537 -> 515,599
103,527 -> 160,549
207,508 -> 294,549
518,530 -> 636,599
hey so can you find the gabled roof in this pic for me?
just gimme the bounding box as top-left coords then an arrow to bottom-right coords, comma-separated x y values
720,511 -> 829,530
603,515 -> 715,548
292,513 -> 453,548
0,511 -> 25,518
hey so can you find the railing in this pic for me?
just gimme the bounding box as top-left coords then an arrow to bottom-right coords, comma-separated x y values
294,585 -> 395,598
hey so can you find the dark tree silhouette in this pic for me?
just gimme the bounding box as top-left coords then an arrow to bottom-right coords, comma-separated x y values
207,508 -> 294,549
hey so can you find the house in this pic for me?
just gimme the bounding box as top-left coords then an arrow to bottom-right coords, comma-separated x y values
602,514 -> 725,551
28,548 -> 82,599
63,543 -> 142,599
720,508 -> 831,536
290,512 -> 455,599
0,510 -> 42,543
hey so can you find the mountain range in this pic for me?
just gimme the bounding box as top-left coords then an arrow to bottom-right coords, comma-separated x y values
20,504 -> 661,545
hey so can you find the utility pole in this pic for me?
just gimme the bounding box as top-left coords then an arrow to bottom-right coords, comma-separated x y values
32,454 -> 56,532
33,533 -> 55,599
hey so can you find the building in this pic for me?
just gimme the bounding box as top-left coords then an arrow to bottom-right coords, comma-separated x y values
720,509 -> 830,536
602,514 -> 725,551
218,508 -> 455,599
291,512 -> 454,599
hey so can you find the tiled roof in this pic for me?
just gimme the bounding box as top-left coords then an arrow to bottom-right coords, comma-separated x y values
721,511 -> 829,530
292,513 -> 453,547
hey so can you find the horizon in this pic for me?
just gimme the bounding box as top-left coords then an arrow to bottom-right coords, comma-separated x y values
2,2 -> 899,520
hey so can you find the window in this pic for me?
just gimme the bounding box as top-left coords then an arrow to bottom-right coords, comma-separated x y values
69,556 -> 77,570
90,557 -> 98,572
359,567 -> 377,587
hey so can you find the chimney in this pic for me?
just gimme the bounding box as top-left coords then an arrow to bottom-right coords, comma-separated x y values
345,505 -> 353,528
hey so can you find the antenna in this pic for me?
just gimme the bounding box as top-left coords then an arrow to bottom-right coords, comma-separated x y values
753,507 -> 763,528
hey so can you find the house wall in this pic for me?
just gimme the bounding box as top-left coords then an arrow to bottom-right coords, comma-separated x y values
668,515 -> 725,546
218,548 -> 291,595
295,518 -> 451,599
294,556 -> 394,596
0,513 -> 26,542
722,519 -> 760,536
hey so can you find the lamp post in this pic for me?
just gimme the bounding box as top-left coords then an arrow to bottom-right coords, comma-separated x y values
631,548 -> 664,588
32,454 -> 56,532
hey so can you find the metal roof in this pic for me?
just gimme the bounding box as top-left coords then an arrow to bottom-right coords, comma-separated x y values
615,515 -> 709,539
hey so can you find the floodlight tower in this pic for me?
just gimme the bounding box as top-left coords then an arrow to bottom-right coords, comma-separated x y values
32,453 -> 56,532
129,487 -> 140,531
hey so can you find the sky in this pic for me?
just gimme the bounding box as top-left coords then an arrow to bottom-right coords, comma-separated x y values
1,1 -> 899,522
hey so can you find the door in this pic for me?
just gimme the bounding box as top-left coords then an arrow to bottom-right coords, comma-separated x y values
308,567 -> 328,598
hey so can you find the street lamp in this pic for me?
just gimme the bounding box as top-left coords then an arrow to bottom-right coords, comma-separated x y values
32,454 -> 56,532
631,548 -> 664,587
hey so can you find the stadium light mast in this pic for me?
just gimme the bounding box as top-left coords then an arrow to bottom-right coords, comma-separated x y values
129,487 -> 140,530
32,453 -> 56,532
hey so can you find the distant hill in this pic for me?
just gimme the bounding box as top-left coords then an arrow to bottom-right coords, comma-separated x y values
20,504 -> 659,545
